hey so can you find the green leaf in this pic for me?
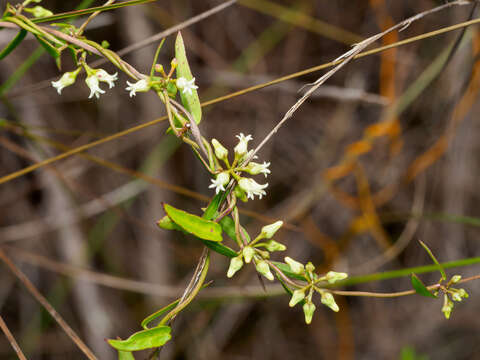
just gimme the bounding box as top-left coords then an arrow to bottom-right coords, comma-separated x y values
175,32 -> 202,124
411,273 -> 436,298
202,240 -> 238,258
271,261 -> 307,281
118,350 -> 135,360
108,326 -> 171,352
34,35 -> 61,68
0,29 -> 27,60
219,216 -> 236,240
202,192 -> 225,221
163,203 -> 222,242
141,299 -> 180,330
419,240 -> 446,280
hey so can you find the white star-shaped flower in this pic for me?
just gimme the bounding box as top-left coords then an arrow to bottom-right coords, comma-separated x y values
95,69 -> 118,89
85,75 -> 105,99
234,133 -> 253,157
209,172 -> 230,194
246,161 -> 271,177
176,77 -> 198,95
125,79 -> 150,97
238,177 -> 268,200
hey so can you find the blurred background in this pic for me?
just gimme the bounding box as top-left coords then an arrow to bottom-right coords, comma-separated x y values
1,0 -> 480,359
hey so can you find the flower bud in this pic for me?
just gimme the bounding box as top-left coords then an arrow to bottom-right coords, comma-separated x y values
303,302 -> 316,324
451,275 -> 462,284
325,271 -> 348,284
451,288 -> 468,302
320,292 -> 339,312
242,246 -> 255,264
285,257 -> 305,275
289,289 -> 305,307
25,5 -> 53,18
227,255 -> 244,278
260,220 -> 283,239
442,294 -> 454,319
211,139 -> 228,161
255,260 -> 274,281
305,262 -> 315,273
263,240 -> 286,252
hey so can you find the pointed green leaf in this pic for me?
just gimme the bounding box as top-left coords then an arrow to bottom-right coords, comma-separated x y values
219,216 -> 236,241
108,326 -> 171,352
419,240 -> 446,280
202,240 -> 238,258
0,29 -> 27,60
175,32 -> 202,124
202,192 -> 225,221
118,350 -> 135,360
163,203 -> 222,242
34,35 -> 61,68
411,273 -> 436,298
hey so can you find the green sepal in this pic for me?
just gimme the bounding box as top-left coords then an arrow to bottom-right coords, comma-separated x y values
107,326 -> 171,352
0,29 -> 27,60
411,273 -> 436,298
175,32 -> 201,124
163,203 -> 222,242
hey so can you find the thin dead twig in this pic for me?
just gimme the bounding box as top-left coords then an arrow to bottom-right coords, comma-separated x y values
0,248 -> 98,360
249,0 -> 477,160
0,314 -> 27,360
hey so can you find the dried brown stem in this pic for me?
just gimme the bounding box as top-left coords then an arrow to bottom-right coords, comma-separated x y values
0,314 -> 27,360
0,248 -> 98,360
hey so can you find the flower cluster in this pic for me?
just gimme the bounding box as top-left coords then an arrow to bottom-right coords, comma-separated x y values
51,64 -> 118,99
284,257 -> 348,324
227,221 -> 285,281
440,275 -> 469,319
209,134 -> 270,200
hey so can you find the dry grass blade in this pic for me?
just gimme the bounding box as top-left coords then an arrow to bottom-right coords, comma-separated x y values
0,248 -> 98,360
0,314 -> 27,360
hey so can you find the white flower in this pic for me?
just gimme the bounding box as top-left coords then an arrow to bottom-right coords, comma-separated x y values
176,77 -> 198,95
125,79 -> 150,97
234,133 -> 253,157
208,172 -> 230,194
51,68 -> 81,95
95,69 -> 118,89
238,178 -> 268,200
85,75 -> 105,99
246,161 -> 271,177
